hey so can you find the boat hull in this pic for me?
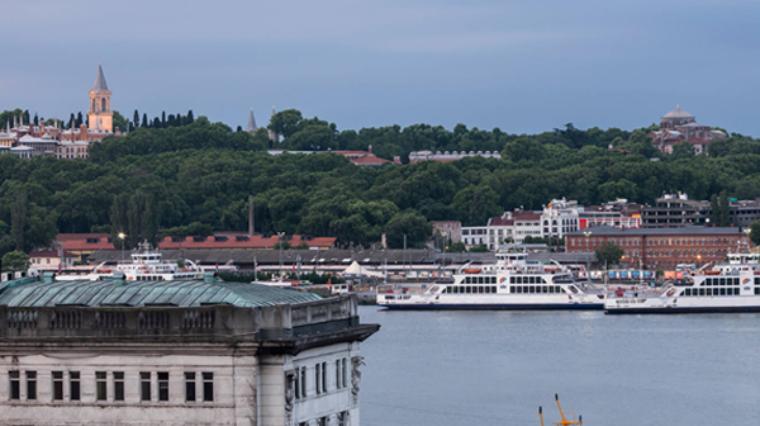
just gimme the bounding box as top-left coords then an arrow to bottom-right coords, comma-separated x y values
606,305 -> 760,315
379,303 -> 603,311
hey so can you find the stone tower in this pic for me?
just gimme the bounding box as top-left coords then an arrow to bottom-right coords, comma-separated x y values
87,65 -> 113,133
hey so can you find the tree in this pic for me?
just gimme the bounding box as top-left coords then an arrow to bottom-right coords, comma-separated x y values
269,109 -> 304,139
750,221 -> 760,246
385,211 -> 431,249
141,113 -> 149,128
452,185 -> 501,226
10,189 -> 28,250
112,111 -> 128,132
1,250 -> 29,272
595,242 -> 623,267
133,110 -> 140,128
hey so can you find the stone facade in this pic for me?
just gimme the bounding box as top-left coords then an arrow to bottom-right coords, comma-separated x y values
0,279 -> 378,425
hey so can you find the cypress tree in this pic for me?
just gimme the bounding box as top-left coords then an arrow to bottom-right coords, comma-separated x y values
76,112 -> 84,127
133,110 -> 140,128
161,111 -> 166,128
187,110 -> 194,123
141,113 -> 148,128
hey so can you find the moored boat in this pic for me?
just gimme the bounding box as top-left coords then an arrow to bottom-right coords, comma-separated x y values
605,253 -> 760,314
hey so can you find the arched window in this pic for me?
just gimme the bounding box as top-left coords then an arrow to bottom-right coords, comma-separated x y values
101,98 -> 107,112
91,99 -> 96,112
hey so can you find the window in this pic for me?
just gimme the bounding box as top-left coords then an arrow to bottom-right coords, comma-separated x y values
114,372 -> 125,401
202,372 -> 214,402
317,416 -> 328,426
157,372 -> 169,401
322,362 -> 327,393
335,360 -> 341,389
337,411 -> 349,426
341,358 -> 348,389
96,371 -> 107,401
185,372 -> 196,402
315,363 -> 321,394
300,367 -> 306,398
25,371 -> 37,400
9,370 -> 20,400
140,372 -> 151,401
69,371 -> 81,401
52,371 -> 64,401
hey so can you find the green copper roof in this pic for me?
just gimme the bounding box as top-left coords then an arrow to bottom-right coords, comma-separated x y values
0,278 -> 321,308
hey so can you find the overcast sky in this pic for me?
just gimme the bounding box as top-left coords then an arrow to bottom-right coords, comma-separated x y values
4,0 -> 760,135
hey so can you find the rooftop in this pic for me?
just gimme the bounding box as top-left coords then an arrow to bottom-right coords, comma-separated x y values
568,225 -> 745,237
662,104 -> 694,119
0,277 -> 321,308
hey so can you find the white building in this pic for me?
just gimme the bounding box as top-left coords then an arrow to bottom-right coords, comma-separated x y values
539,198 -> 581,239
0,276 -> 378,425
408,150 -> 501,163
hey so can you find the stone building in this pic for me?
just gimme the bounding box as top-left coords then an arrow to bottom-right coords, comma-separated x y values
0,276 -> 378,425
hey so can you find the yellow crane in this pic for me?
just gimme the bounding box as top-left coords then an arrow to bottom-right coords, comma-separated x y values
539,394 -> 583,426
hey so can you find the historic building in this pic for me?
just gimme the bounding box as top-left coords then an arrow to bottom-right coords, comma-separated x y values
0,275 -> 378,425
650,105 -> 727,154
87,65 -> 113,134
1,65 -> 117,159
565,226 -> 749,270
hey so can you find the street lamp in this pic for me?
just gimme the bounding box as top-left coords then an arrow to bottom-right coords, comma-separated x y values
117,232 -> 127,262
582,231 -> 592,282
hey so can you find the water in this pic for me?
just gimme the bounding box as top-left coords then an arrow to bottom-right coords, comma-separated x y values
359,307 -> 760,426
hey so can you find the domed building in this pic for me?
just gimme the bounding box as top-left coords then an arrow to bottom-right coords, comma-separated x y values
651,105 -> 727,155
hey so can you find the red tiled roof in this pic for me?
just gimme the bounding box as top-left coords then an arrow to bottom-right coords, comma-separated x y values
158,233 -> 336,250
350,155 -> 390,166
512,211 -> 541,221
57,233 -> 115,251
488,216 -> 514,226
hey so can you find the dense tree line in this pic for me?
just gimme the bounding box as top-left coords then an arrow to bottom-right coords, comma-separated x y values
2,108 -> 760,259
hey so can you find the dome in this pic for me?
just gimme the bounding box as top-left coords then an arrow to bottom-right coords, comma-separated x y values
663,104 -> 694,119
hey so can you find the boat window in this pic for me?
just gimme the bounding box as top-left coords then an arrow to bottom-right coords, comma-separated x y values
699,288 -> 705,296
734,288 -> 740,295
719,288 -> 726,296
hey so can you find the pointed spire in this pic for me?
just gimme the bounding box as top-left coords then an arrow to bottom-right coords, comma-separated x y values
246,110 -> 257,132
92,65 -> 109,91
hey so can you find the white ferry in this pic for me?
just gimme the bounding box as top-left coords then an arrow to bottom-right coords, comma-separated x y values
377,251 -> 604,310
56,243 -> 203,281
605,253 -> 760,314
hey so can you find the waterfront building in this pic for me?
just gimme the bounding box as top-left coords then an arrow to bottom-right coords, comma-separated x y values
641,193 -> 710,228
460,226 -> 488,247
565,226 -> 749,270
650,105 -> 727,154
540,198 -> 581,239
0,275 -> 378,425
267,149 -> 392,167
408,150 -> 501,164
158,233 -> 336,251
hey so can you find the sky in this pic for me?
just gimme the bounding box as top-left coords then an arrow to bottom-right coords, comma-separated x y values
3,0 -> 760,135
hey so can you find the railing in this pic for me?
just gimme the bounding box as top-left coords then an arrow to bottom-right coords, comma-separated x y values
0,295 -> 357,340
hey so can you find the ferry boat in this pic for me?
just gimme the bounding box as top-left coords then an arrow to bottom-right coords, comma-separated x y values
56,242 -> 203,281
377,251 -> 604,310
605,253 -> 760,314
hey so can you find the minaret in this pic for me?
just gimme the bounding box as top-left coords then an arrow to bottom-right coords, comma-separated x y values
87,65 -> 113,133
246,110 -> 257,133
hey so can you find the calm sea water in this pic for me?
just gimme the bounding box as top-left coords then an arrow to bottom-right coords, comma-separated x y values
359,307 -> 760,426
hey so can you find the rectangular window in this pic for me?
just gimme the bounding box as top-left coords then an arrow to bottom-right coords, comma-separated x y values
294,369 -> 301,400
52,371 -> 64,401
140,372 -> 151,401
185,372 -> 196,402
335,360 -> 341,389
202,372 -> 214,402
157,372 -> 169,401
113,372 -> 125,401
315,363 -> 321,394
69,371 -> 81,401
342,358 -> 348,389
96,371 -> 107,401
300,367 -> 306,397
26,371 -> 37,400
322,362 -> 327,393
317,417 -> 328,426
9,370 -> 20,400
